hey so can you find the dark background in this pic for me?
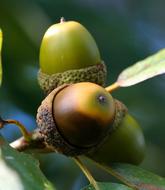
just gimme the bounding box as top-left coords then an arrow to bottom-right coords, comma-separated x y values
0,0 -> 165,189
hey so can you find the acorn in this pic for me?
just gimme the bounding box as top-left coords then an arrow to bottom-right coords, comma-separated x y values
38,18 -> 107,94
36,82 -> 126,156
86,114 -> 146,165
37,19 -> 146,164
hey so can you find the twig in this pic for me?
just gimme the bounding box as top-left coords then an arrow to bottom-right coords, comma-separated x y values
0,116 -> 31,142
73,156 -> 100,190
0,115 -> 55,153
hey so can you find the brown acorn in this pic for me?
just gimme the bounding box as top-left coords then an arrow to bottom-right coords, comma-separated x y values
36,82 -> 126,156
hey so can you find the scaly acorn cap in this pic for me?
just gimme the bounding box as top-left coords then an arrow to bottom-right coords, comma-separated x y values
36,83 -> 128,156
38,62 -> 106,94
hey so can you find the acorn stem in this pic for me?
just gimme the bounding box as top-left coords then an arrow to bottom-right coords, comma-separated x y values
105,82 -> 120,93
0,116 -> 31,142
73,156 -> 100,190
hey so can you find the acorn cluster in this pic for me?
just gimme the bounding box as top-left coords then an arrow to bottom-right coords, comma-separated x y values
37,18 -> 145,165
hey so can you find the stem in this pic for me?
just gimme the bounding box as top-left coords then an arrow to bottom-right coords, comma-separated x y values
73,156 -> 100,190
105,82 -> 120,93
0,116 -> 31,142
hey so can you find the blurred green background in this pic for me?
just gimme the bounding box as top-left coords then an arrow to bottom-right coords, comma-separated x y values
0,0 -> 165,189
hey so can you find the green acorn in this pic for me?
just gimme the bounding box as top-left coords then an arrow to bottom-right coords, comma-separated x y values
38,18 -> 106,94
86,114 -> 146,165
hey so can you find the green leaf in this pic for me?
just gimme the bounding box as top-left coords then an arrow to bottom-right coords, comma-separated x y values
100,163 -> 165,190
117,49 -> 165,87
81,182 -> 133,190
0,29 -> 2,86
0,135 -> 55,190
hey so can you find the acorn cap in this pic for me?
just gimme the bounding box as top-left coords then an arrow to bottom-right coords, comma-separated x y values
36,82 -> 127,156
111,99 -> 128,131
38,61 -> 107,94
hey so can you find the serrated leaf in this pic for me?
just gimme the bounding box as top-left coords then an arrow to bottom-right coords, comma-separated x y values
0,29 -> 2,86
81,182 -> 133,190
117,49 -> 165,87
100,163 -> 165,190
0,135 -> 55,190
